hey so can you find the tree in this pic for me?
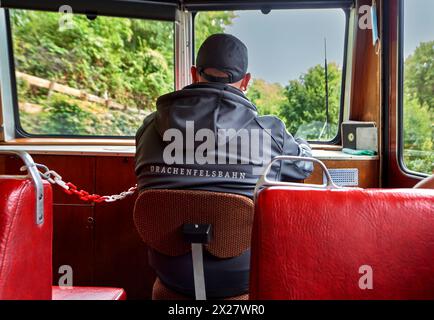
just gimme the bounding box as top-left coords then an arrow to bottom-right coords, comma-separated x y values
11,10 -> 236,135
405,41 -> 434,110
403,41 -> 434,174
279,63 -> 342,140
39,94 -> 96,135
246,79 -> 286,116
403,95 -> 433,174
11,11 -> 174,111
194,11 -> 236,55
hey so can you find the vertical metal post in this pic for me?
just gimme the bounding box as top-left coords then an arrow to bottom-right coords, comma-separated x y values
191,243 -> 207,300
175,10 -> 193,90
0,150 -> 44,224
0,9 -> 17,141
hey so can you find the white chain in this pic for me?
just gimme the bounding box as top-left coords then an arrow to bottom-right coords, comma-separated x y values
21,164 -> 70,190
103,186 -> 138,202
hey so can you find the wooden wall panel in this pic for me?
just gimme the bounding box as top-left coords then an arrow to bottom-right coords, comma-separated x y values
305,160 -> 379,188
0,154 -> 95,204
0,156 -> 4,173
31,155 -> 95,205
93,157 -> 154,300
350,0 -> 382,124
349,0 -> 383,186
52,205 -> 95,287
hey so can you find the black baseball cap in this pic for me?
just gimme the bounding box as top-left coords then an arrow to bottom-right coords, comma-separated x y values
196,33 -> 248,84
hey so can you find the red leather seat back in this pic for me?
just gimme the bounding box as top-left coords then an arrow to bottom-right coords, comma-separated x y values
0,177 -> 53,300
251,187 -> 434,300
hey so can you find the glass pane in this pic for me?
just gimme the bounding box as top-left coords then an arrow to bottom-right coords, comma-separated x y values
10,10 -> 174,136
403,0 -> 434,175
195,9 -> 346,142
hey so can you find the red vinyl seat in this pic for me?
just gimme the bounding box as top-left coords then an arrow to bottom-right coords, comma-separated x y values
52,286 -> 126,300
0,176 -> 125,300
0,177 -> 53,300
251,187 -> 434,300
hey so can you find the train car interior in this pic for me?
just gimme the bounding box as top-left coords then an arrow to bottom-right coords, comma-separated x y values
0,0 -> 433,301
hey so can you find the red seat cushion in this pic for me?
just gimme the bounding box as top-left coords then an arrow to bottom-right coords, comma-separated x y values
251,187 -> 434,300
0,177 -> 53,300
52,286 -> 126,300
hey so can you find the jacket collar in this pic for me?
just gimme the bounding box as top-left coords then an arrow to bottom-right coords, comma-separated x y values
183,82 -> 247,99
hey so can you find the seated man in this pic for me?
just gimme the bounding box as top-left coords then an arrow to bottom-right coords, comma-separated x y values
135,34 -> 314,298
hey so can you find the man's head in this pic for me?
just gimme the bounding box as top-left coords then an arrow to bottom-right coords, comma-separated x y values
191,34 -> 251,91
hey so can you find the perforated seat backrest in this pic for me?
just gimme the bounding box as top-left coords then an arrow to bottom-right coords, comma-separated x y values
0,177 -> 53,300
250,187 -> 434,300
133,189 -> 254,258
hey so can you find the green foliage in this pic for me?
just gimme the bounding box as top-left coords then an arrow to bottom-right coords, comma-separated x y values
403,41 -> 434,174
246,64 -> 341,141
11,10 -> 174,111
247,79 -> 286,116
404,41 -> 434,110
19,94 -> 148,136
194,12 -> 237,56
11,9 -> 234,136
279,63 -> 342,141
39,95 -> 95,135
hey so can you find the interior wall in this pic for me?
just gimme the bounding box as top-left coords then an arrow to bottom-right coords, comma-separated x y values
350,0 -> 382,124
348,0 -> 383,185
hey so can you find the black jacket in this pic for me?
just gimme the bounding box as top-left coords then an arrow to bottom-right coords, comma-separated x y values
135,82 -> 313,199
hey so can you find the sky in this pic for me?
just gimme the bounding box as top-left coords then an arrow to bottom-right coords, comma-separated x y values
403,0 -> 434,59
225,8 -> 346,85
199,0 -> 434,85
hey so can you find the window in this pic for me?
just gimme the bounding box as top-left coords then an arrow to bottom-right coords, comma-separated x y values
194,9 -> 348,142
401,0 -> 434,175
9,10 -> 174,137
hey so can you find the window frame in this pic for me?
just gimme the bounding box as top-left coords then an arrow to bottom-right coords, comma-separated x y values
192,7 -> 350,145
4,8 -> 177,139
0,0 -> 179,21
397,0 -> 431,177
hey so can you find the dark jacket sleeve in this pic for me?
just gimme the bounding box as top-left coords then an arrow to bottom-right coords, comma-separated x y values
279,125 -> 314,181
135,112 -> 156,144
135,112 -> 156,176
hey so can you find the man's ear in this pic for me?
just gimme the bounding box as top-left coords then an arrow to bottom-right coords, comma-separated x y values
240,73 -> 251,91
191,66 -> 199,84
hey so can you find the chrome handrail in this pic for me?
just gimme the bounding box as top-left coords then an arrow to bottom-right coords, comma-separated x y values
254,156 -> 340,200
0,150 -> 44,224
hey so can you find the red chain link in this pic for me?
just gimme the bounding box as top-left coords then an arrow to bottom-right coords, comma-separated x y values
64,182 -> 106,203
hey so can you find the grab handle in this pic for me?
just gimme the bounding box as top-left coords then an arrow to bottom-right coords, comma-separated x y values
0,150 -> 44,224
254,156 -> 340,200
